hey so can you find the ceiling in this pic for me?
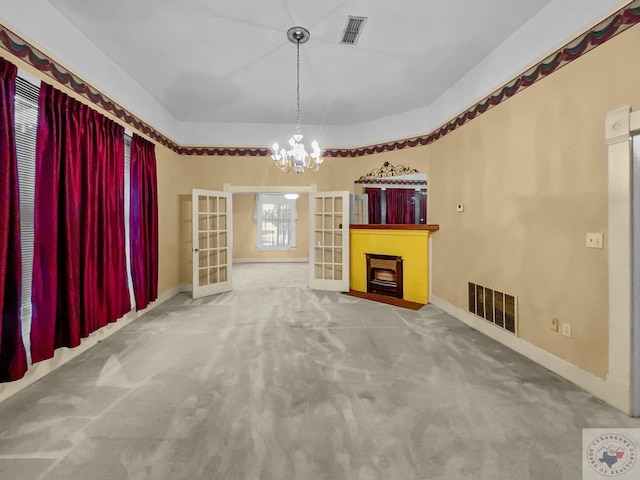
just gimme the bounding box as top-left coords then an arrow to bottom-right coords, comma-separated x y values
0,1 -> 630,147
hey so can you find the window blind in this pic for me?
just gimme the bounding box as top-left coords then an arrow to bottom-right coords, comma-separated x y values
15,75 -> 39,340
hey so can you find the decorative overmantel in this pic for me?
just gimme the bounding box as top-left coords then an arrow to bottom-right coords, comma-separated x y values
353,161 -> 428,225
355,161 -> 427,189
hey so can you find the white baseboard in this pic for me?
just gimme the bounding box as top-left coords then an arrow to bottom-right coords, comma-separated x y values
233,258 -> 309,264
430,295 -> 632,415
0,284 -> 183,404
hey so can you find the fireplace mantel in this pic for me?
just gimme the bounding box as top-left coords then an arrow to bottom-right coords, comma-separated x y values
350,225 -> 439,305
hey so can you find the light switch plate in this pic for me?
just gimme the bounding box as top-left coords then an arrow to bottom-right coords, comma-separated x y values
456,203 -> 464,212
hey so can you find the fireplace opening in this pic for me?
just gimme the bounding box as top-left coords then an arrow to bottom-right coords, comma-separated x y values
366,254 -> 403,299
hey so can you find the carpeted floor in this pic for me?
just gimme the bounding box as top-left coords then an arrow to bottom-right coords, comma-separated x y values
0,263 -> 638,480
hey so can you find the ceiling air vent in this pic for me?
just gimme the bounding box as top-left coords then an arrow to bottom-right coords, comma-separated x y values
340,16 -> 367,45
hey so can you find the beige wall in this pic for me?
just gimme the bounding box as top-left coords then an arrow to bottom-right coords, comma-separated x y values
155,146 -> 186,293
360,24 -> 640,378
169,154 -> 424,284
174,153 -> 417,192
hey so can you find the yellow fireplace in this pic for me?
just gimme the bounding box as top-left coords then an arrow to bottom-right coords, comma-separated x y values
350,225 -> 439,305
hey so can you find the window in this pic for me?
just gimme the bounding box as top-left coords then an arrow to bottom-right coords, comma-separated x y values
14,72 -> 137,359
123,133 -> 136,309
254,193 -> 297,250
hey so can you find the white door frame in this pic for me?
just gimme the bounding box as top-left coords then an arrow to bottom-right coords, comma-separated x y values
605,106 -> 640,416
223,183 -> 317,194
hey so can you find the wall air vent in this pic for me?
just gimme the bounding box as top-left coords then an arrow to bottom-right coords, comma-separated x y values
340,16 -> 367,45
468,282 -> 517,335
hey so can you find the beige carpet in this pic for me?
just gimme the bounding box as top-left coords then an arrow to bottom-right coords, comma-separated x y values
0,263 -> 638,480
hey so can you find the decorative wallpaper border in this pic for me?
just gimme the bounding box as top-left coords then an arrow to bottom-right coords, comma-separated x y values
0,26 -> 181,153
325,0 -> 640,158
175,146 -> 270,156
1,0 -> 639,158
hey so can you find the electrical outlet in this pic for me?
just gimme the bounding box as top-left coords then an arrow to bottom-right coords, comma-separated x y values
586,233 -> 603,249
562,323 -> 572,338
456,203 -> 464,212
551,318 -> 559,332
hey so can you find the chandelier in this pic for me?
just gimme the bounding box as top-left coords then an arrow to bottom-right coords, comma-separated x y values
272,26 -> 323,174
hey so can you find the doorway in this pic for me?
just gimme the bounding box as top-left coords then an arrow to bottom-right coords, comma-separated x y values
223,184 -> 314,292
231,190 -> 310,290
221,184 -> 350,294
232,192 -> 311,266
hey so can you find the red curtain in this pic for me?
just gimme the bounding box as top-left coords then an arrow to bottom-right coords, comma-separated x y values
130,134 -> 158,311
30,83 -> 129,363
364,188 -> 381,224
386,188 -> 415,224
0,58 -> 27,382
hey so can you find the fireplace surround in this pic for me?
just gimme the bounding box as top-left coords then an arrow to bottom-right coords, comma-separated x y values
350,224 -> 438,307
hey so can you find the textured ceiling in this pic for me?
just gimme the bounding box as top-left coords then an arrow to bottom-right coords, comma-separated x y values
47,0 -> 556,126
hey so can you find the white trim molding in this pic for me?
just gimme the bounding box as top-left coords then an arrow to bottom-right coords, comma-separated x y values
430,295 -> 630,414
223,183 -> 317,194
605,106 -> 640,416
233,258 -> 309,264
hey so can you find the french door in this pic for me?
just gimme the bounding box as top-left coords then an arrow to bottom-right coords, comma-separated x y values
192,189 -> 232,298
309,191 -> 350,291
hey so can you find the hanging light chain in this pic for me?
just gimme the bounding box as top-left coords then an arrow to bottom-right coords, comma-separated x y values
296,39 -> 301,133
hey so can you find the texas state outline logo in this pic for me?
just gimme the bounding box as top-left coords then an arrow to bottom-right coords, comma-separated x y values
583,430 -> 638,478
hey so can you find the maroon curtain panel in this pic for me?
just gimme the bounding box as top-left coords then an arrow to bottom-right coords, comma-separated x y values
129,134 -> 158,311
386,188 -> 415,224
364,188 -> 381,224
0,58 -> 28,382
30,83 -> 129,363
